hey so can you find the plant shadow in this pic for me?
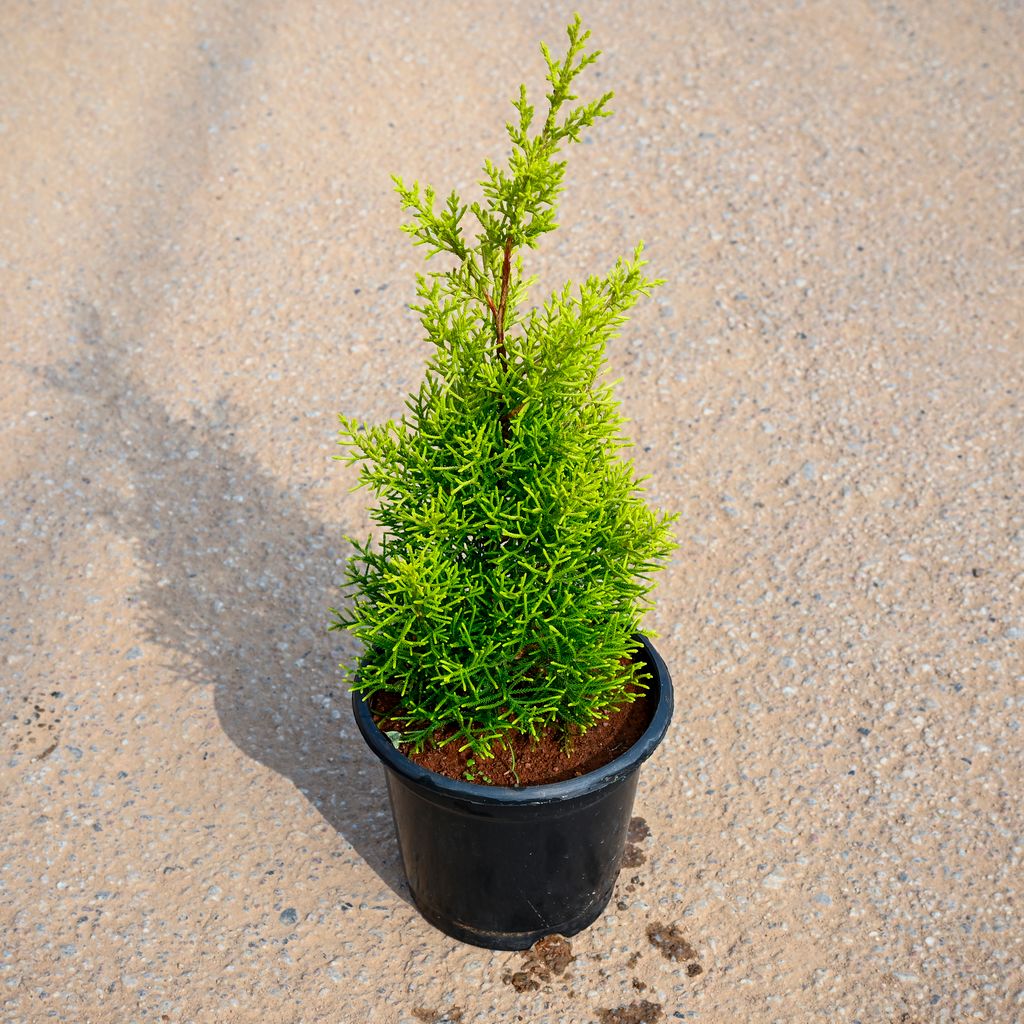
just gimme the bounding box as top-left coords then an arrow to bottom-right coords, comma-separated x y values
46,308 -> 411,904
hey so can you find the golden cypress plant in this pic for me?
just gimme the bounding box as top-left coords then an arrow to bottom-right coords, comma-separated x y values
331,16 -> 677,760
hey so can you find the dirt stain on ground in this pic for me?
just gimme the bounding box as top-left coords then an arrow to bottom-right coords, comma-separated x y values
621,816 -> 651,868
617,817 -> 652,908
502,934 -> 575,992
647,921 -> 703,974
411,1008 -> 463,1024
8,692 -> 63,758
596,999 -> 664,1024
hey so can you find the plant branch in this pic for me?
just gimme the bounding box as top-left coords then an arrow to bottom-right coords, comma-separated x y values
495,237 -> 515,442
495,236 -> 514,367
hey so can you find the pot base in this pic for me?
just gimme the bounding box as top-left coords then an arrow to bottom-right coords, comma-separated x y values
412,883 -> 615,951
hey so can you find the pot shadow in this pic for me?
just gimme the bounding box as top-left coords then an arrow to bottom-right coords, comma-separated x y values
45,311 -> 410,904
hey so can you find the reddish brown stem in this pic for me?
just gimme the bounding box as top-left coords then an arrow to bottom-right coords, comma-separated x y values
491,237 -> 515,443
495,236 -> 514,368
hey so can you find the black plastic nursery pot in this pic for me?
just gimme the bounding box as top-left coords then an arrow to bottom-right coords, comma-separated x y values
352,633 -> 673,950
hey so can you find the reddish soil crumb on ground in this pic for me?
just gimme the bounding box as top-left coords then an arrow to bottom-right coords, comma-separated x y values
646,922 -> 699,963
531,934 -> 575,975
372,689 -> 652,786
596,1000 -> 664,1024
504,970 -> 540,994
502,934 -> 575,991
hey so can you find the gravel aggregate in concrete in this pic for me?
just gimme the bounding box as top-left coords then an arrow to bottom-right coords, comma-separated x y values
2,1 -> 1022,1022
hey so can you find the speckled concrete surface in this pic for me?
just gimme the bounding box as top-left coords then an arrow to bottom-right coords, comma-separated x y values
2,2 -> 1022,1022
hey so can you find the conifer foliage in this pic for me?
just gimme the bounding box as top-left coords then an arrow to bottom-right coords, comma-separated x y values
331,16 -> 677,759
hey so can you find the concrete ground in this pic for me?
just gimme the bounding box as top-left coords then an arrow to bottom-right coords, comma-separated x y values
2,2 -> 1021,1022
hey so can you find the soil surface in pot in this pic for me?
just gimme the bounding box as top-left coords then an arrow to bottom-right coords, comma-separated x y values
370,689 -> 653,787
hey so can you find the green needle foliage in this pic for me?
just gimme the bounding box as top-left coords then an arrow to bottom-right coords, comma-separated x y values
331,16 -> 677,760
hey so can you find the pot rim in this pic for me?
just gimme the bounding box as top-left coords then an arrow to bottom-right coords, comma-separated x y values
351,632 -> 673,806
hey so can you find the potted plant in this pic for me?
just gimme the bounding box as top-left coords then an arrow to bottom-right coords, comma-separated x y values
331,16 -> 677,950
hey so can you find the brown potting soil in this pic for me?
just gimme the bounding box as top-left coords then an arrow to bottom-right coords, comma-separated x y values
370,689 -> 654,787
